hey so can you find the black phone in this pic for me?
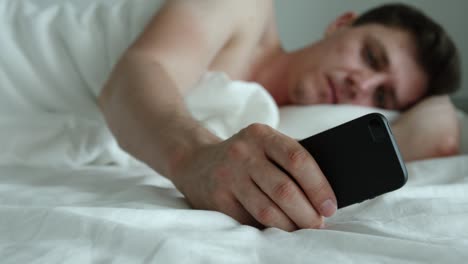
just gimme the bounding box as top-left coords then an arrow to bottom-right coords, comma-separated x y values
298,113 -> 407,209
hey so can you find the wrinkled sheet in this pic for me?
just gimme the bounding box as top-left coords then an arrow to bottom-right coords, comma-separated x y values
1,145 -> 468,263
1,0 -> 468,263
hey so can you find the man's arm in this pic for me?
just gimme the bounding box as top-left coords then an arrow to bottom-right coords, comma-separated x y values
392,96 -> 460,161
99,0 -> 337,231
99,0 -> 240,176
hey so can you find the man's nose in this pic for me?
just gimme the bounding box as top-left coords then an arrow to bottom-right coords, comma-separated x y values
351,73 -> 387,96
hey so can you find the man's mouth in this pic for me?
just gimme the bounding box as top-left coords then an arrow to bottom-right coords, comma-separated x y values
327,76 -> 338,104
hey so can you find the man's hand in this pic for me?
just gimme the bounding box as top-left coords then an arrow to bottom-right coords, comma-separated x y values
392,96 -> 460,161
171,123 -> 337,231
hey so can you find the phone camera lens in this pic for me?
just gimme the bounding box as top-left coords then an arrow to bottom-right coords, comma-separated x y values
368,119 -> 386,142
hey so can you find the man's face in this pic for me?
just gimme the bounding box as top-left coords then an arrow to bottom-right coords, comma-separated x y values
287,23 -> 427,110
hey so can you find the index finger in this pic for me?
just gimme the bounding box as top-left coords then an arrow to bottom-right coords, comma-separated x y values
264,132 -> 337,218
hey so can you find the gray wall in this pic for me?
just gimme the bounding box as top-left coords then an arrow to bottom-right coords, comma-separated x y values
274,0 -> 467,107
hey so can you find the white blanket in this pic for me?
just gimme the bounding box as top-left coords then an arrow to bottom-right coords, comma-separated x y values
1,157 -> 467,263
1,0 -> 468,263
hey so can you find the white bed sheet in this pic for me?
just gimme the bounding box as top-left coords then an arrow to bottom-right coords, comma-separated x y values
1,151 -> 468,263
1,0 -> 468,263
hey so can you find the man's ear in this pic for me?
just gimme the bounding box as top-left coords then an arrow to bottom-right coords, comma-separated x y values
325,12 -> 358,37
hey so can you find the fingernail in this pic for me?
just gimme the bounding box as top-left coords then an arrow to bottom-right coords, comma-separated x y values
320,199 -> 337,217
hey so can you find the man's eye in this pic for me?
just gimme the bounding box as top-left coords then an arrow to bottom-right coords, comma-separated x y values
365,46 -> 379,70
375,87 -> 386,108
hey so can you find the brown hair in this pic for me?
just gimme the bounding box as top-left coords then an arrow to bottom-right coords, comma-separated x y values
353,3 -> 461,99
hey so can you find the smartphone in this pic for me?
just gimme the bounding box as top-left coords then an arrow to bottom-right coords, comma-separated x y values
298,113 -> 407,209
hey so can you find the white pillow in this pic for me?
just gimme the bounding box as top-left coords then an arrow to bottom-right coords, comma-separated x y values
278,104 -> 399,139
278,105 -> 468,155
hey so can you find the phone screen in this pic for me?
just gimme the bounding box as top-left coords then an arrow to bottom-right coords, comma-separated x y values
298,113 -> 407,208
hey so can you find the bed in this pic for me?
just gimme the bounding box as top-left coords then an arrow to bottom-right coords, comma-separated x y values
1,1 -> 467,263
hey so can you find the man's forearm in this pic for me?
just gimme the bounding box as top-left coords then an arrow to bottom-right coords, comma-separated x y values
391,96 -> 460,161
98,52 -> 220,179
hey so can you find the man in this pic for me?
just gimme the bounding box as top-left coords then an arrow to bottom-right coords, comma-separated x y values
98,1 -> 461,231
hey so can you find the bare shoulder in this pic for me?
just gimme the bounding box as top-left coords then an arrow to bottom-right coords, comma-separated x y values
123,0 -> 278,91
207,0 -> 280,78
232,0 -> 278,44
235,0 -> 276,28
187,0 -> 275,43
